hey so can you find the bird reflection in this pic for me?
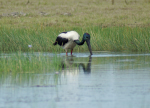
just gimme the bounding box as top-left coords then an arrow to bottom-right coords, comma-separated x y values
79,56 -> 92,74
60,56 -> 92,74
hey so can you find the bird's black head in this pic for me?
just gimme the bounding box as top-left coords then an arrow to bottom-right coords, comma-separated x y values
83,33 -> 92,55
83,33 -> 90,41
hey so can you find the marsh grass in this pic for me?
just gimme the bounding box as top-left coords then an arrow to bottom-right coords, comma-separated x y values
89,26 -> 150,52
0,52 -> 63,73
0,0 -> 150,53
1,26 -> 150,53
0,51 -> 65,86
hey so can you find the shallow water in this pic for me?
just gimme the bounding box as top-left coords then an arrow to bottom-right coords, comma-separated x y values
0,52 -> 150,108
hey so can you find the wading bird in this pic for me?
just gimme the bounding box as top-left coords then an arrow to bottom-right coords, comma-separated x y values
53,31 -> 92,56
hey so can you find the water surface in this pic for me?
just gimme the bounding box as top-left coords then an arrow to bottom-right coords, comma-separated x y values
0,52 -> 150,108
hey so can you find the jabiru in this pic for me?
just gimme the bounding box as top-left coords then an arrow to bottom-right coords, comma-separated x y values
53,31 -> 92,56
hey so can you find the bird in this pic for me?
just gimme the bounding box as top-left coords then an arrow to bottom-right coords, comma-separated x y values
53,31 -> 92,56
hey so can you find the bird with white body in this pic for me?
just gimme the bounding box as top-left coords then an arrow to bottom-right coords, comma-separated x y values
53,31 -> 92,56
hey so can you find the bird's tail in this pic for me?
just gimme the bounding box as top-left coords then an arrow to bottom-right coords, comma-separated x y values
53,41 -> 57,45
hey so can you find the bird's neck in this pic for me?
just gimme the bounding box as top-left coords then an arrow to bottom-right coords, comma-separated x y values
74,39 -> 85,45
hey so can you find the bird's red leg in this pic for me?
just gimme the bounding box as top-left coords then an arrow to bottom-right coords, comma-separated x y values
71,49 -> 73,55
65,49 -> 68,56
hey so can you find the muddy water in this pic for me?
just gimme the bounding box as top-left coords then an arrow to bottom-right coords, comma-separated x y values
0,52 -> 150,108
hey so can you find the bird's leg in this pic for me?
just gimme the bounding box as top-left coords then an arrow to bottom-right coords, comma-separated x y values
71,49 -> 73,55
66,52 -> 68,56
65,49 -> 68,56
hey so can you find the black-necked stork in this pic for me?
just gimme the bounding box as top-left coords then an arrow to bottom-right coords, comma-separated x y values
53,31 -> 92,56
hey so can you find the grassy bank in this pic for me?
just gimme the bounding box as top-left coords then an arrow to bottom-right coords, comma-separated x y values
0,26 -> 150,53
0,0 -> 150,53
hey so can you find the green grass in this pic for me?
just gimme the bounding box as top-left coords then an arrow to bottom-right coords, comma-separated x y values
90,26 -> 150,52
0,26 -> 150,53
0,51 -> 63,85
0,0 -> 150,53
0,52 -> 63,73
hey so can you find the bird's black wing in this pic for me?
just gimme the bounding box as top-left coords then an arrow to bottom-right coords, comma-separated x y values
53,36 -> 68,46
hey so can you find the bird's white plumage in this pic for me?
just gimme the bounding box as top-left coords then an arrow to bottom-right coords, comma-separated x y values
63,40 -> 76,50
59,31 -> 80,40
58,31 -> 80,54
55,31 -> 82,55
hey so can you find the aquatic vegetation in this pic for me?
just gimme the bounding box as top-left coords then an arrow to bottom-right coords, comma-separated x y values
0,52 -> 62,73
0,50 -> 71,86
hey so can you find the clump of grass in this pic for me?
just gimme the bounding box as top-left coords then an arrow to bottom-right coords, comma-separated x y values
0,52 -> 62,73
0,52 -> 64,86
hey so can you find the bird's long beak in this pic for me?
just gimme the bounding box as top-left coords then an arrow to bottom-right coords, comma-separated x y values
86,39 -> 93,55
